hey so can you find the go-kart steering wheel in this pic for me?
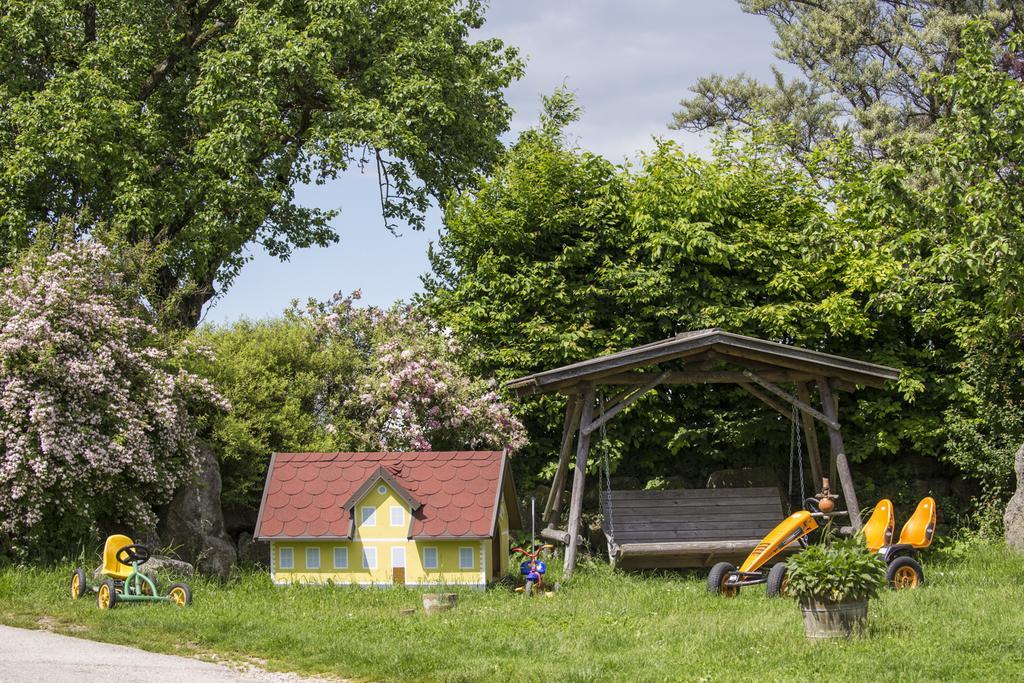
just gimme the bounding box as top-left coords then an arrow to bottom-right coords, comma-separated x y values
116,544 -> 151,566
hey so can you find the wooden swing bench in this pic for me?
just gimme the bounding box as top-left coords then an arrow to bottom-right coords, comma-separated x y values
506,328 -> 901,578
603,487 -> 785,569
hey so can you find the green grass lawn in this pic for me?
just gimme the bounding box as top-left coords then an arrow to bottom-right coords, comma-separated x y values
1,542 -> 1023,682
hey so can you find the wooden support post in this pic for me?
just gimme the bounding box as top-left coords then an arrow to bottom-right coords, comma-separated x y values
544,395 -> 581,527
743,370 -> 839,430
738,382 -> 792,420
564,384 -> 595,578
816,377 -> 862,529
582,373 -> 666,436
829,388 -> 839,485
795,383 -> 824,488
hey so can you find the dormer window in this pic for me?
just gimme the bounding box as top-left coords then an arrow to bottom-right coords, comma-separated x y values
360,506 -> 376,526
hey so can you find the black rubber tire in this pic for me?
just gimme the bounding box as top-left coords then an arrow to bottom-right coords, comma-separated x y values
887,556 -> 924,590
97,578 -> 118,609
524,580 -> 534,597
167,582 -> 193,606
707,562 -> 738,597
765,563 -> 787,598
70,568 -> 88,600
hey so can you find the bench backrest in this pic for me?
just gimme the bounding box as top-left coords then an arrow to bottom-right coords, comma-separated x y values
602,487 -> 785,544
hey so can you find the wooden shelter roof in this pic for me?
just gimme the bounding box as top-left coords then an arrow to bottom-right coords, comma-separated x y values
505,328 -> 899,396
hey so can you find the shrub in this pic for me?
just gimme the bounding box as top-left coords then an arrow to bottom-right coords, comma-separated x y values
196,292 -> 527,511
0,243 -> 224,558
784,539 -> 887,603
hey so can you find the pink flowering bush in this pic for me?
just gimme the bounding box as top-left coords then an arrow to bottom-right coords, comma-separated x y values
0,244 -> 225,558
196,292 -> 526,511
296,293 -> 528,453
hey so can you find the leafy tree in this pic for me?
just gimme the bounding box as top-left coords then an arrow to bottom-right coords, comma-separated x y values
672,1 -> 1024,156
0,0 -> 522,327
0,242 -> 224,558
195,293 -> 526,511
425,102 -> 953,507
824,22 -> 1024,519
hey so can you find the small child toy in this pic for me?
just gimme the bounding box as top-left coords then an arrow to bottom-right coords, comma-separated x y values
513,543 -> 553,596
70,534 -> 192,609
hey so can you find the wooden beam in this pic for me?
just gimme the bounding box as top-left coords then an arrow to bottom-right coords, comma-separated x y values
600,370 -> 816,385
582,373 -> 667,436
817,377 -> 862,529
742,370 -> 839,430
543,395 -> 581,527
796,382 -> 824,488
737,382 -> 792,419
564,384 -> 596,578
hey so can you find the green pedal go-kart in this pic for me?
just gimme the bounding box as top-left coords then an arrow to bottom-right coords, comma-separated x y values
70,534 -> 192,609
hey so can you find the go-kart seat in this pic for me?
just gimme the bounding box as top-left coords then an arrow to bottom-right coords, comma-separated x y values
862,499 -> 895,552
898,496 -> 937,548
101,534 -> 135,580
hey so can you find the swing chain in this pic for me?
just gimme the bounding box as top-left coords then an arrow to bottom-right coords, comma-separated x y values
788,402 -> 805,507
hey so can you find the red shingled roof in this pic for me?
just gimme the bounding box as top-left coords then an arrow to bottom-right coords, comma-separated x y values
254,451 -> 518,540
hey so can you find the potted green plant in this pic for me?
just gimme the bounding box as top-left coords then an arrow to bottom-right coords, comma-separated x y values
784,539 -> 887,640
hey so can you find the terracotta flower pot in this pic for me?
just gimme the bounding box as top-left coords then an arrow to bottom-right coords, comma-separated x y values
799,598 -> 868,639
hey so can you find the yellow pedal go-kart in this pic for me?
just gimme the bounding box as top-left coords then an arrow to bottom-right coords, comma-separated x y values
70,535 -> 192,609
708,496 -> 936,597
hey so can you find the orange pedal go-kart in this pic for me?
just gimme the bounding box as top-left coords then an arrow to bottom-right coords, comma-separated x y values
708,496 -> 937,597
862,496 -> 937,589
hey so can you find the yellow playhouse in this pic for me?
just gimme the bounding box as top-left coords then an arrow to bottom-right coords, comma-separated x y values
254,451 -> 521,587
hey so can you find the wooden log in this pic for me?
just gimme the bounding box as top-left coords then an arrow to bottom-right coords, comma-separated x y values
582,372 -> 666,436
737,381 -> 792,419
540,527 -> 577,545
742,370 -> 839,430
816,378 -> 862,529
796,382 -> 824,488
543,395 -> 580,527
564,384 -> 595,578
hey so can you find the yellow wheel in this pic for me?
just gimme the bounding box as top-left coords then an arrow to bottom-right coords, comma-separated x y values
167,582 -> 192,606
708,562 -> 739,597
70,568 -> 88,600
97,579 -> 118,610
887,556 -> 924,590
139,579 -> 154,596
766,563 -> 788,598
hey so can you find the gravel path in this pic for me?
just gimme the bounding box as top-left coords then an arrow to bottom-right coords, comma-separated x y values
0,624 -> 331,682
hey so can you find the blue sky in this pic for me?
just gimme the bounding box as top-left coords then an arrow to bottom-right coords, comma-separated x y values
205,1 -> 784,324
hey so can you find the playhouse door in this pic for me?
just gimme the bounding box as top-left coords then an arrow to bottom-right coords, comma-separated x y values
391,547 -> 406,585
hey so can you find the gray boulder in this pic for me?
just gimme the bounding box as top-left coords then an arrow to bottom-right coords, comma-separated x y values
237,531 -> 271,567
93,555 -> 193,581
1005,443 -> 1024,551
158,441 -> 237,579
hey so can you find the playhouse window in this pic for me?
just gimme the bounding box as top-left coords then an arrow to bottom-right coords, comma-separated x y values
390,506 -> 404,527
333,547 -> 348,569
459,546 -> 474,570
360,506 -> 376,526
362,547 -> 378,570
378,485 -> 387,495
423,546 -> 438,570
306,547 -> 320,570
279,547 -> 294,570
391,546 -> 406,569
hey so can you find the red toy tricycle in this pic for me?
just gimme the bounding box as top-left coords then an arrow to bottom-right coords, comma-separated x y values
513,543 -> 554,596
